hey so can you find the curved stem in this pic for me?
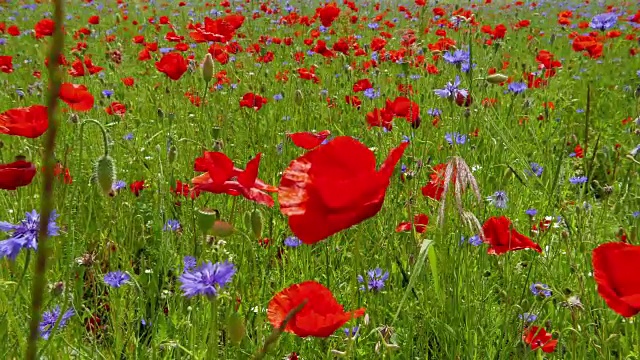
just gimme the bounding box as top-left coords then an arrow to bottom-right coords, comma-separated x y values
80,119 -> 110,157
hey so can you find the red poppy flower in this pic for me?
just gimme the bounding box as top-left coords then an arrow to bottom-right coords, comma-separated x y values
278,136 -> 408,244
0,105 -> 49,138
267,281 -> 365,338
8,25 -> 20,37
0,55 -> 13,74
318,4 -> 341,27
34,18 -> 56,39
592,242 -> 640,317
385,96 -> 420,124
155,52 -> 188,81
88,15 -> 100,25
421,163 -> 450,201
288,130 -> 331,150
482,216 -> 542,255
395,213 -> 429,233
239,92 -> 267,110
59,83 -> 94,112
130,180 -> 146,196
105,102 -> 126,116
523,327 -> 558,353
0,160 -> 37,190
121,77 -> 135,87
191,152 -> 277,207
353,79 -> 373,92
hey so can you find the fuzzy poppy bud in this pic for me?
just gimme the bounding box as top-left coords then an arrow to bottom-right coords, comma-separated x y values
486,73 -> 508,84
167,145 -> 177,163
250,209 -> 263,239
196,208 -> 219,234
95,155 -> 116,195
202,53 -> 214,84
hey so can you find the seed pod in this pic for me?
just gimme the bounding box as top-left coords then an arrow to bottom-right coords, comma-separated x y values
202,53 -> 214,83
294,89 -> 304,106
95,155 -> 116,195
167,145 -> 177,163
250,209 -> 263,239
212,221 -> 235,237
196,208 -> 219,234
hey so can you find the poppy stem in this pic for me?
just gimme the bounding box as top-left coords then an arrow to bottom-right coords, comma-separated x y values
251,300 -> 307,360
209,297 -> 219,359
26,0 -> 65,358
80,119 -> 111,157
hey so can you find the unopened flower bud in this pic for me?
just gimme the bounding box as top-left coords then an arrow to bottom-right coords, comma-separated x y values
95,155 -> 116,195
202,53 -> 214,83
294,89 -> 304,106
486,73 -> 508,84
250,209 -> 263,239
227,312 -> 246,346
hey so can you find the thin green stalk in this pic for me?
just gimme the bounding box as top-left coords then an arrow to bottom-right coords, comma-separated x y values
26,0 -> 65,358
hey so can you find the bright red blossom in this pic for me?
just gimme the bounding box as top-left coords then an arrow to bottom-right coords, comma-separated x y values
59,83 -> 95,112
482,216 -> 542,255
155,52 -> 188,80
288,130 -> 331,150
278,137 -> 408,244
0,160 -> 37,190
267,281 -> 365,338
0,105 -> 49,138
395,214 -> 429,233
592,242 -> 640,317
523,327 -> 558,353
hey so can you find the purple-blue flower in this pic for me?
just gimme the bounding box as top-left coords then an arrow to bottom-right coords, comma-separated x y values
589,13 -> 617,31
507,82 -> 527,94
179,260 -> 236,298
530,282 -> 552,298
163,219 -> 181,232
468,235 -> 482,246
528,162 -> 543,177
284,236 -> 302,247
519,312 -> 537,324
183,256 -> 197,272
0,210 -> 60,260
39,306 -> 75,340
569,176 -> 588,184
444,132 -> 467,145
434,76 -> 468,100
357,268 -> 389,292
525,208 -> 538,217
443,49 -> 470,65
487,191 -> 508,209
104,271 -> 131,288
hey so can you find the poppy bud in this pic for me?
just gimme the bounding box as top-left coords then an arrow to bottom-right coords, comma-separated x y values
95,155 -> 116,195
486,73 -> 508,84
250,209 -> 263,239
167,145 -> 177,163
196,208 -> 219,234
202,53 -> 214,83
227,312 -> 245,346
294,89 -> 304,106
157,108 -> 164,119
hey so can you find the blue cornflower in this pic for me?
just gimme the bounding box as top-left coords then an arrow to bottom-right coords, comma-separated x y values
163,219 -> 181,232
637,70 -> 640,78
357,268 -> 389,292
273,93 -> 283,101
507,82 -> 527,94
468,235 -> 483,246
529,162 -> 544,177
525,208 -> 538,217
123,133 -> 134,141
461,61 -> 476,73
112,180 -> 126,192
630,144 -> 640,157
409,74 -> 421,80
102,89 -> 114,98
179,260 -> 236,298
368,23 -> 379,30
444,132 -> 467,145
343,326 -> 360,338
159,47 -> 173,54
443,49 -> 470,65
427,108 -> 442,117
530,282 -> 552,298
318,25 -> 328,33
39,306 -> 75,340
569,176 -> 588,184
434,76 -> 468,100
363,87 -> 380,99
16,89 -> 25,98
487,191 -> 508,209
104,271 -> 131,288
632,211 -> 640,218
284,236 -> 302,247
519,312 -> 537,324
590,13 -> 617,31
183,256 -> 197,272
0,210 -> 60,260
0,38 -> 6,46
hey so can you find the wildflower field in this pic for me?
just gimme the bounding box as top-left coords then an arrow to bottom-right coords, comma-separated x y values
1,0 -> 640,358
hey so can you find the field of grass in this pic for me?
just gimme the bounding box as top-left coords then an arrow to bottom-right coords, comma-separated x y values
1,0 -> 640,359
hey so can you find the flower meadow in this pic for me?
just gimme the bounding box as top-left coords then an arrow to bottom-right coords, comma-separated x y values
1,0 -> 640,359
